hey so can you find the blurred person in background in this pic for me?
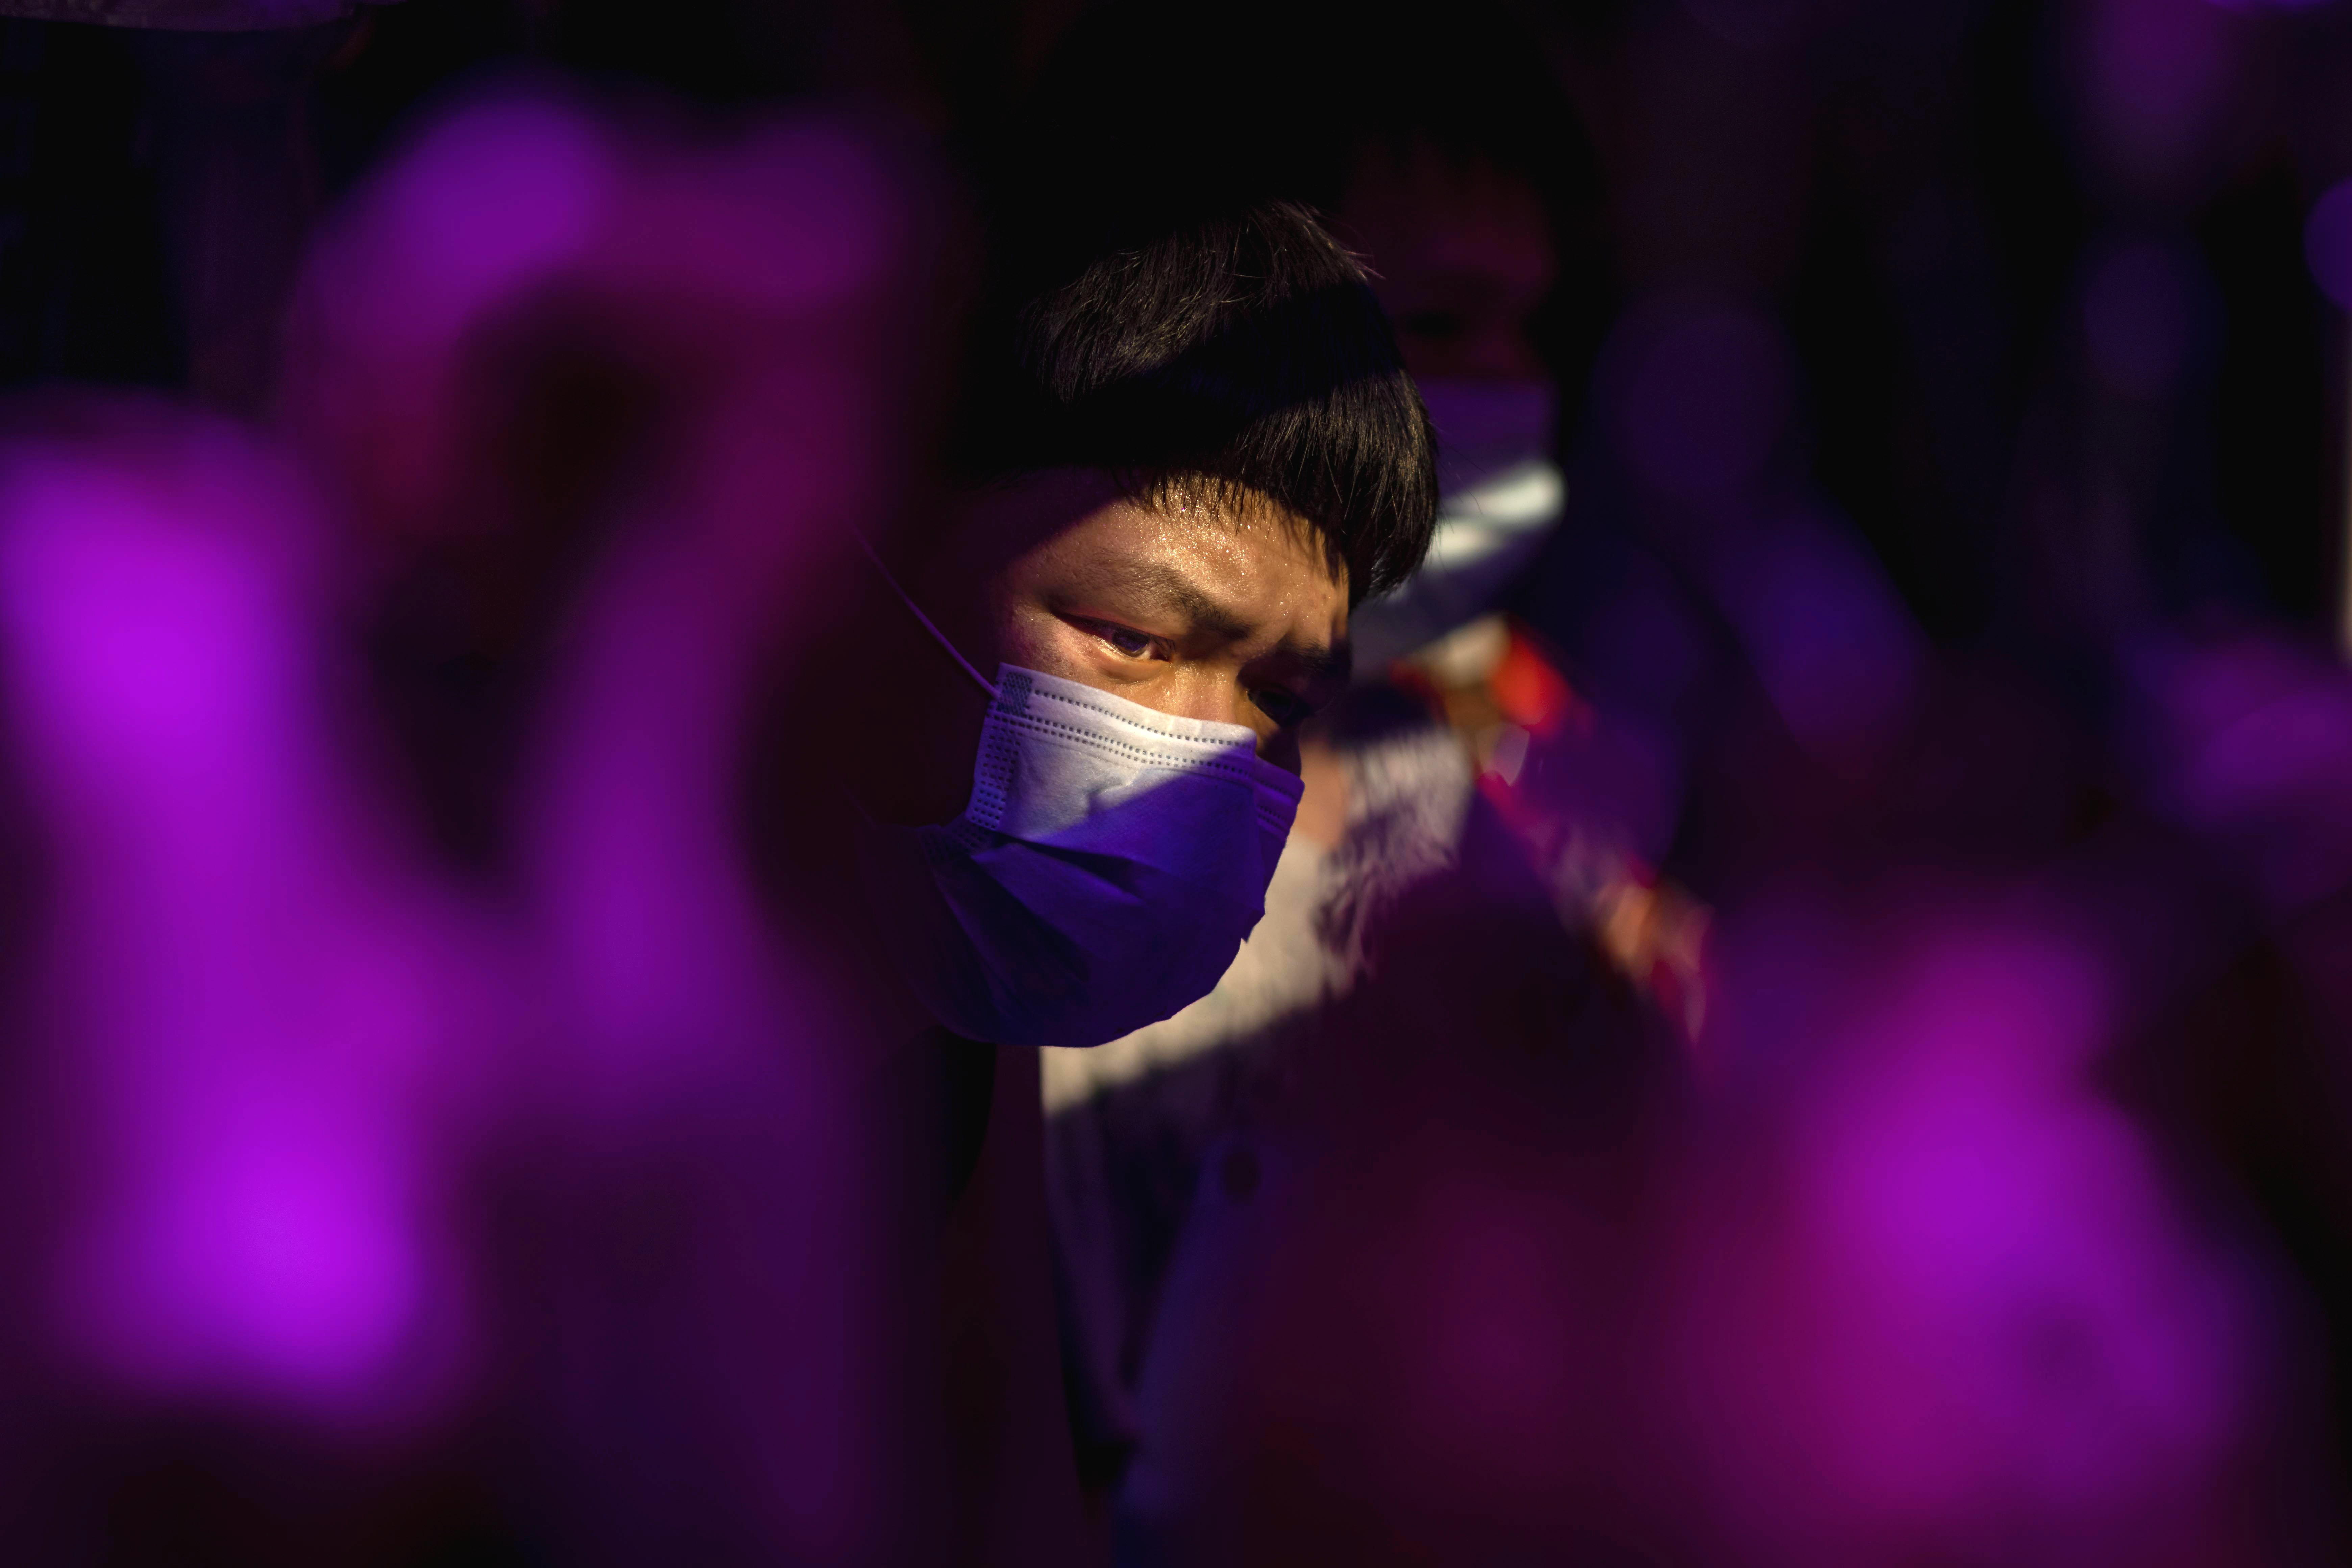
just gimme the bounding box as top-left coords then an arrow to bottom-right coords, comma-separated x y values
0,398 -> 518,1565
301,93 -> 965,1566
0,86 -> 961,1565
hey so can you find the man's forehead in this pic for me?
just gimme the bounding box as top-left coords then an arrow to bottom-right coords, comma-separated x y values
1075,493 -> 1344,608
1127,479 -> 1347,588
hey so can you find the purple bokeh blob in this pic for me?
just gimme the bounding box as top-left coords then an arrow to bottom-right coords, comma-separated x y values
2083,241 -> 2200,399
2305,179 -> 2352,310
1612,302 -> 1796,506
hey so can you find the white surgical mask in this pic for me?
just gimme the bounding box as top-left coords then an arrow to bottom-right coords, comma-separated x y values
852,547 -> 1303,1048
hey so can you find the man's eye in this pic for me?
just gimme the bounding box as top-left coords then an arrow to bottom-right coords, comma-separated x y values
1095,622 -> 1160,658
1252,687 -> 1313,728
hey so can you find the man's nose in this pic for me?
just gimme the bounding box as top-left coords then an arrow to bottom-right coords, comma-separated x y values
1145,670 -> 1291,763
1144,668 -> 1249,729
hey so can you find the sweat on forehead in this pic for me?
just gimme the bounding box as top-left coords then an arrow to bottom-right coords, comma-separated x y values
1128,473 -> 1350,588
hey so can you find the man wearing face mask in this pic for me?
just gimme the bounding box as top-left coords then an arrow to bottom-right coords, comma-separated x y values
841,196 -> 1436,1052
996,0 -> 1612,1506
771,193 -> 1434,1561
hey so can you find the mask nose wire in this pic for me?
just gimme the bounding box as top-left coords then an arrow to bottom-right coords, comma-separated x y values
849,529 -> 999,700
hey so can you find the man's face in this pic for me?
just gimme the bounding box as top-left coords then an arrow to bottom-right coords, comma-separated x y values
986,482 -> 1350,776
906,467 -> 1347,758
863,471 -> 1349,828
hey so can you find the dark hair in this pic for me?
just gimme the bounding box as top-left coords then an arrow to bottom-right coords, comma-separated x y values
952,199 -> 1438,603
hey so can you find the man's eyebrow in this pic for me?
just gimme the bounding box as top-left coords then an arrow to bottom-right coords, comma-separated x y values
1098,556 -> 1349,682
1104,557 -> 1258,641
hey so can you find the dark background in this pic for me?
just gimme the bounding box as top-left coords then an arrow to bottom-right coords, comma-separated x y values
1,0 -> 2345,649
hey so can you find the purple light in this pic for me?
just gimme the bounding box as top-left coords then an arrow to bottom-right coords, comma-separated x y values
0,461 -> 294,819
1611,302 -> 1795,506
0,425 -> 474,1431
1712,506 -> 1924,754
2083,241 -> 2200,399
344,99 -> 608,359
54,1095 -> 430,1410
2083,0 -> 2233,189
2304,179 -> 2352,310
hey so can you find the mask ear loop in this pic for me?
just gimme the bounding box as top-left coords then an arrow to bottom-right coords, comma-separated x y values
840,530 -> 996,830
850,529 -> 999,700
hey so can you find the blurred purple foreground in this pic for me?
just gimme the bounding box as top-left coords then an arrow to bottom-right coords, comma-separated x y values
0,72 -> 2344,1568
